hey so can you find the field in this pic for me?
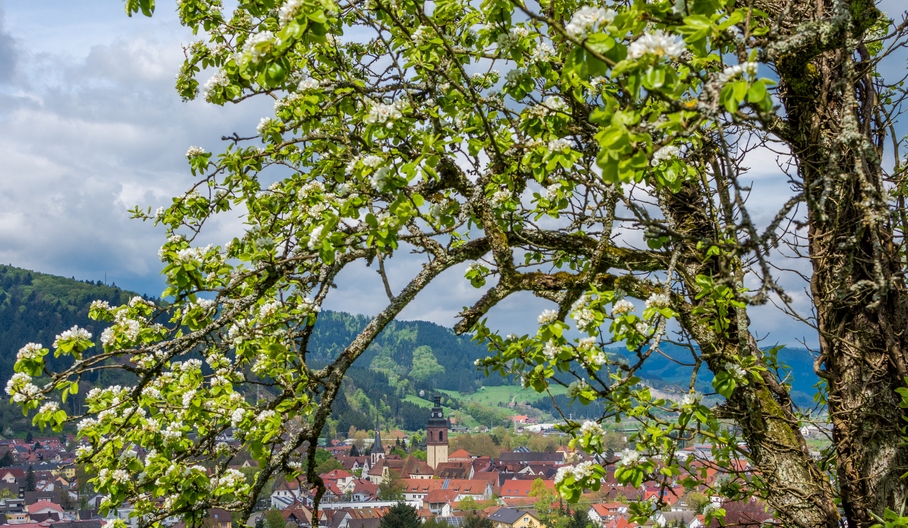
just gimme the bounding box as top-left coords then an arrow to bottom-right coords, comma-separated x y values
438,385 -> 568,406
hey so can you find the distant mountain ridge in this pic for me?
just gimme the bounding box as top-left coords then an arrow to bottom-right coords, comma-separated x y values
0,264 -> 821,436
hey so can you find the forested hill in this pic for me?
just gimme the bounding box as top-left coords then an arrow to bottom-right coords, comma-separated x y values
308,311 -> 497,393
0,264 -> 820,435
0,265 -> 136,382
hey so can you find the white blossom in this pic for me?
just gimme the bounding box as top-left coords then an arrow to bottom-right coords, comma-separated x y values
678,392 -> 702,407
259,301 -> 281,318
53,326 -> 92,348
256,410 -> 276,423
616,448 -> 641,467
538,309 -> 558,324
203,71 -> 229,100
38,401 -> 59,414
541,96 -> 568,114
257,117 -> 275,136
186,146 -> 206,158
16,343 -> 43,361
278,0 -> 305,25
543,340 -> 560,361
611,299 -> 635,316
646,292 -> 671,309
566,7 -> 616,39
725,362 -> 748,382
651,146 -> 680,166
580,420 -> 604,437
718,62 -> 759,83
182,390 -> 197,407
548,138 -> 572,152
365,102 -> 402,125
112,469 -> 129,484
243,30 -> 275,63
231,408 -> 247,427
491,188 -> 511,207
567,379 -> 590,399
298,78 -> 319,91
628,30 -> 684,60
531,42 -> 555,63
308,225 -> 325,250
90,299 -> 111,311
412,26 -> 431,44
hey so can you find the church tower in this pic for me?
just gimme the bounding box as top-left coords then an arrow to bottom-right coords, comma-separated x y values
426,395 -> 449,469
371,419 -> 385,466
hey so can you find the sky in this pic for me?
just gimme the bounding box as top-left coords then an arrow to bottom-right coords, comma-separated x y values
0,1 -> 904,346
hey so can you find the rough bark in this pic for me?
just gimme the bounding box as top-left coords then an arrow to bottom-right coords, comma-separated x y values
661,182 -> 842,527
772,1 -> 908,525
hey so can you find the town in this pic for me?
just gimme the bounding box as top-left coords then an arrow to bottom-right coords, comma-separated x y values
0,396 -> 771,528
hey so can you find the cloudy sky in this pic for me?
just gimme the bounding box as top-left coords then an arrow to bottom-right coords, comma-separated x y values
0,1 -> 904,346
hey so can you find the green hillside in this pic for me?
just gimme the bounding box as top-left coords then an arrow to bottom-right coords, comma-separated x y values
3,265 -> 768,439
0,265 -> 139,435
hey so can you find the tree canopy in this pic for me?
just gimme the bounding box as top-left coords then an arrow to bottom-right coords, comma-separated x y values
7,0 -> 908,527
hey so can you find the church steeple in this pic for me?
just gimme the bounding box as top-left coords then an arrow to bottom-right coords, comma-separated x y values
426,395 -> 449,469
371,417 -> 385,465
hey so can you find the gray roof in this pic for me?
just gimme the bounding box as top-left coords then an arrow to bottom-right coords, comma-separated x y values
488,509 -> 536,525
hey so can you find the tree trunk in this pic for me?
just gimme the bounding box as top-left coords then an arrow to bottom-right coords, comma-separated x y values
774,1 -> 908,525
660,181 -> 842,527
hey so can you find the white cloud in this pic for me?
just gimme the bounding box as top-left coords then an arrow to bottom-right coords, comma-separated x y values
0,0 -> 904,349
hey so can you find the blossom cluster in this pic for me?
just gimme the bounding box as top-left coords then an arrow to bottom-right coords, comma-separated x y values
565,7 -> 616,39
724,362 -> 748,383
202,72 -> 229,101
611,299 -> 635,316
570,293 -> 596,328
628,31 -> 684,61
16,343 -> 44,362
567,379 -> 590,399
645,293 -> 671,309
365,102 -> 403,126
578,337 -> 608,366
718,62 -> 758,83
242,31 -> 275,64
554,460 -> 598,485
278,0 -> 305,25
5,373 -> 41,403
53,326 -> 92,348
186,146 -> 206,158
538,309 -> 558,324
531,42 -> 555,63
527,96 -> 569,119
616,448 -> 641,467
677,392 -> 702,407
651,146 -> 680,166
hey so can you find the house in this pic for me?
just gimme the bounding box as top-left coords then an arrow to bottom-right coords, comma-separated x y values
401,479 -> 492,503
488,508 -> 542,528
587,503 -> 626,526
27,500 -> 63,518
448,450 -> 473,462
322,469 -> 355,492
497,453 -> 565,466
498,480 -> 554,500
0,469 -> 25,484
206,508 -> 233,528
349,480 -> 378,502
271,479 -> 310,509
434,462 -> 473,480
652,510 -> 701,528
280,503 -> 313,528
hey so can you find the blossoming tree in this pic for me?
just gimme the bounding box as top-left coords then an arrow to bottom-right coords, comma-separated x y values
7,0 -> 908,526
